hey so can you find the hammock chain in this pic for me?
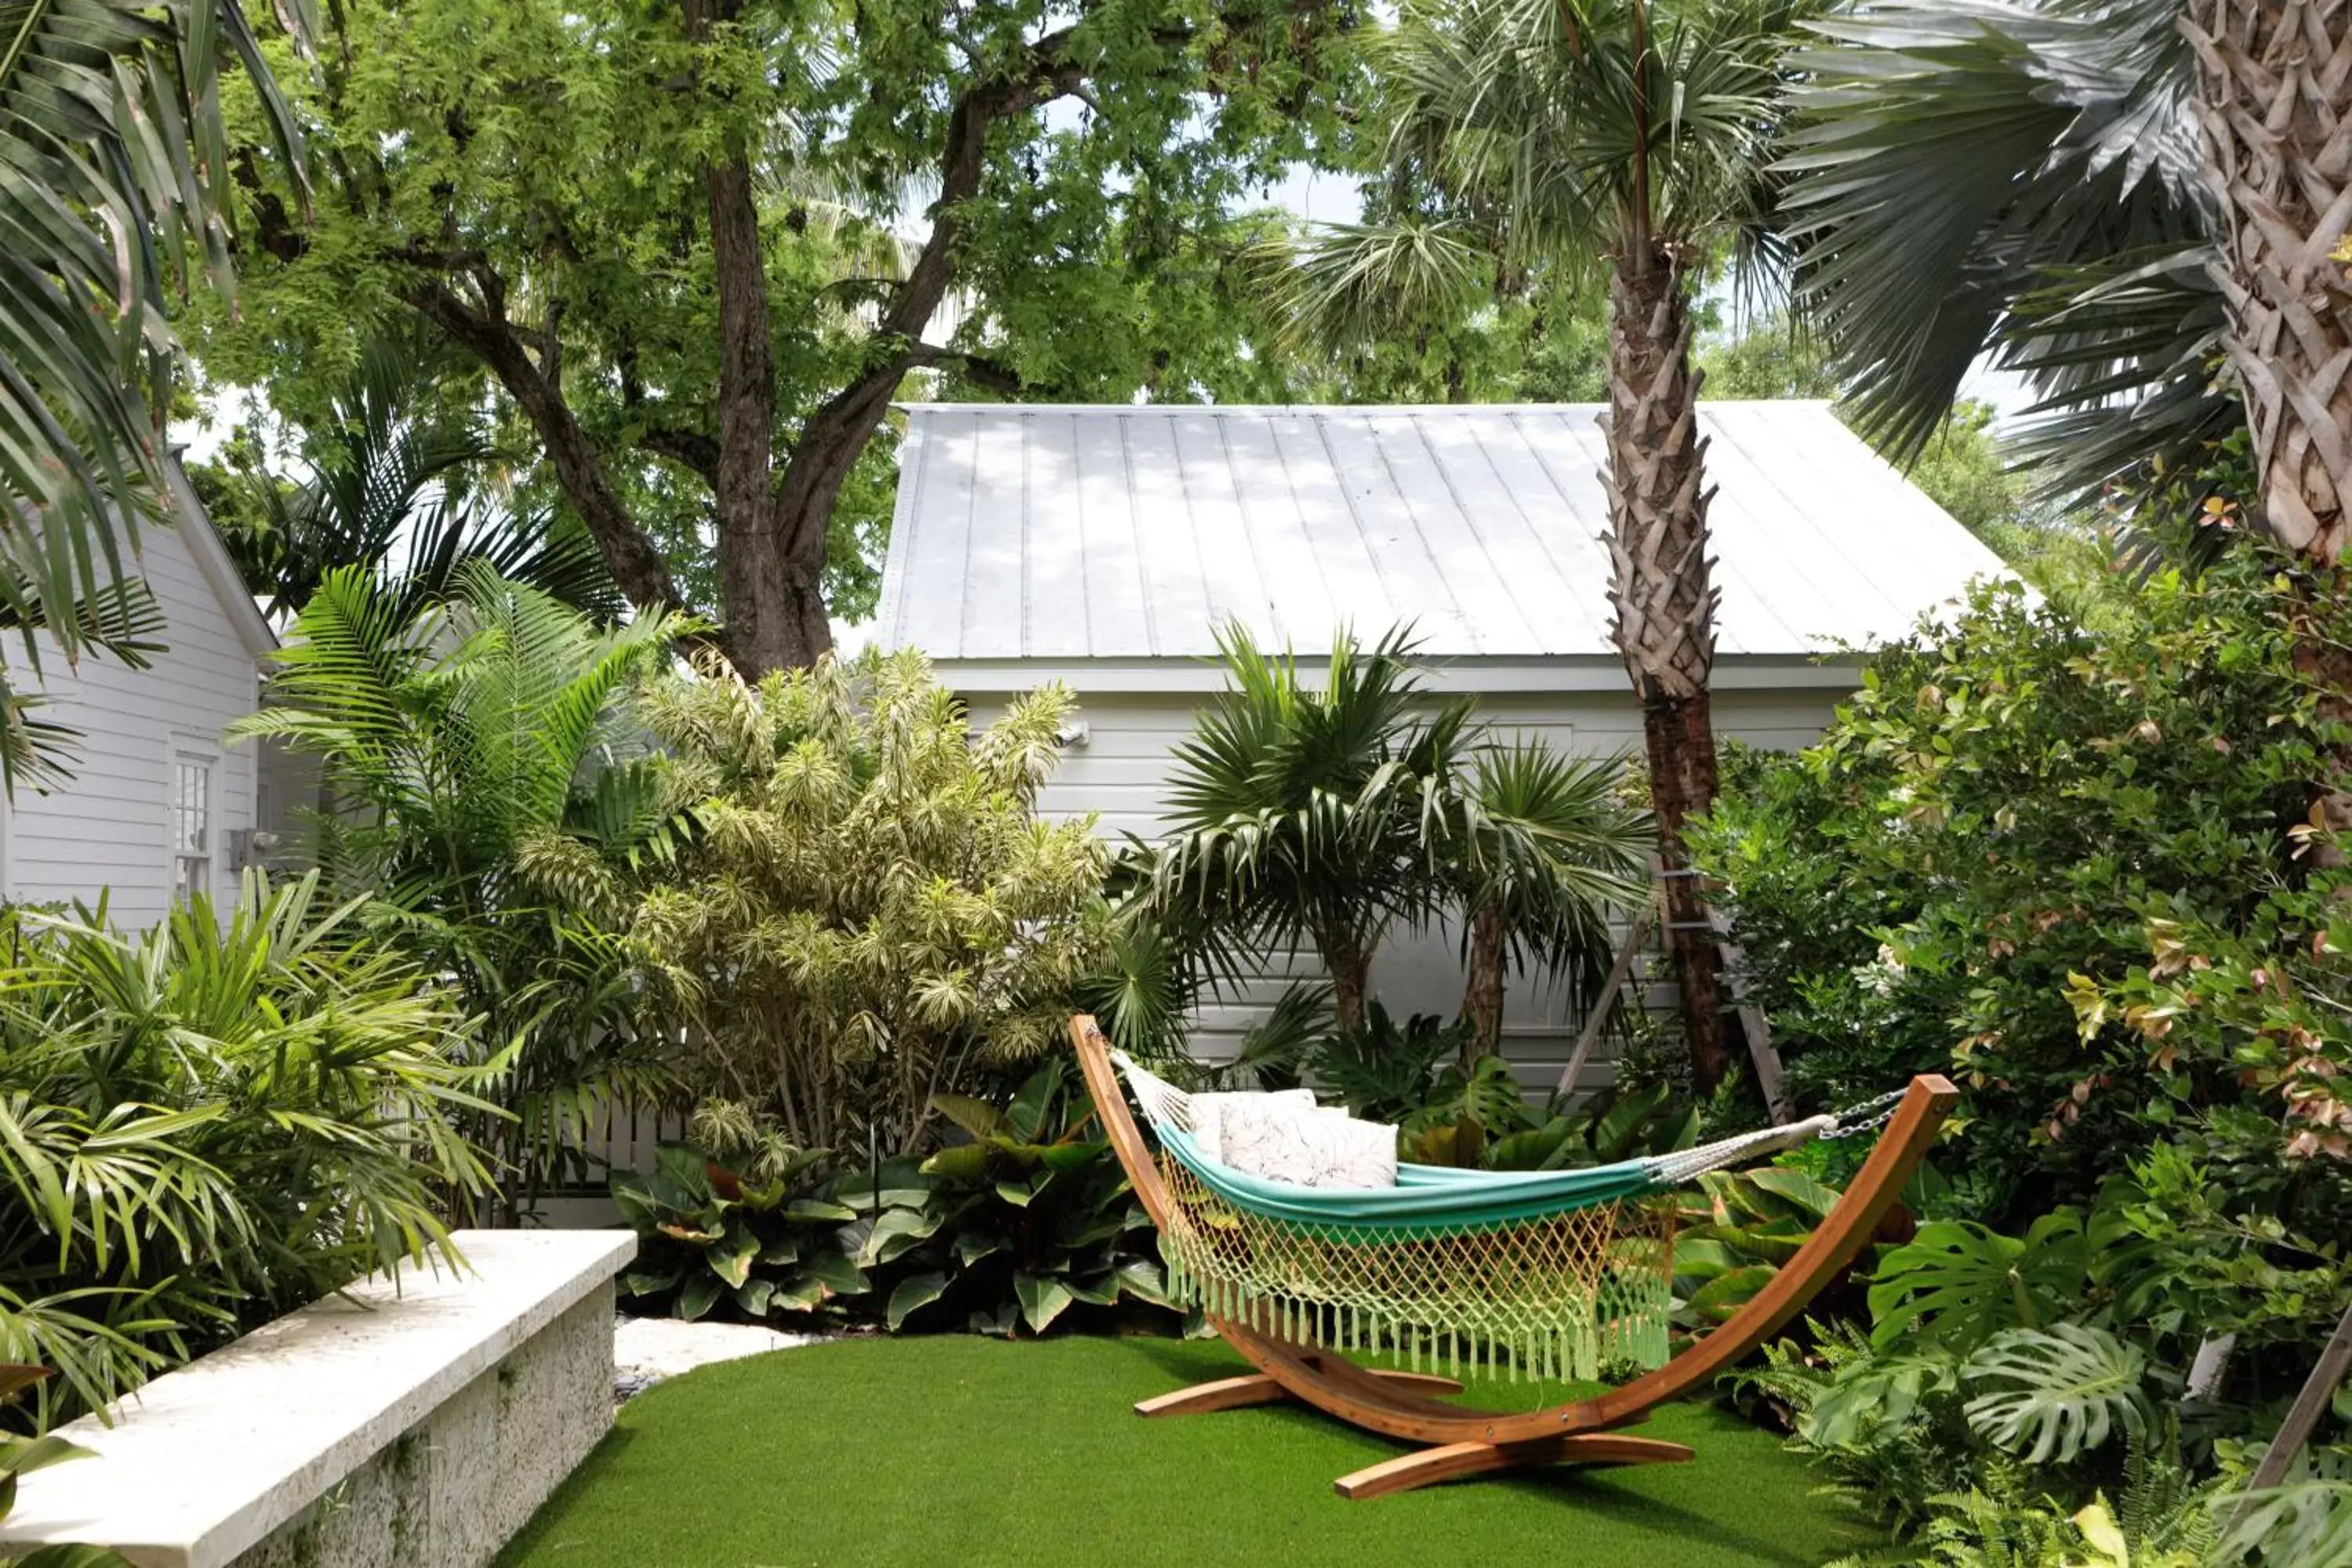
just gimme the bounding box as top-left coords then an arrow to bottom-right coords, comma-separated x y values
1822,1089 -> 1908,1140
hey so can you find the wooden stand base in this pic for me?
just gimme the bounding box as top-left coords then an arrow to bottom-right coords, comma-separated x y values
1137,1365 -> 1463,1419
1333,1433 -> 1693,1500
1138,1351 -> 1689,1499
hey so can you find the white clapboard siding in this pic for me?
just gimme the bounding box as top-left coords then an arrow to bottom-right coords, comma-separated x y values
2,473 -> 272,928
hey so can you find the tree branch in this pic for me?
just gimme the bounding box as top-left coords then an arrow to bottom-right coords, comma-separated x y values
400,272 -> 695,620
638,427 -> 722,482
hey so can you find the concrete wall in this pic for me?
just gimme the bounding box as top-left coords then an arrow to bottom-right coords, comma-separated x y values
236,1287 -> 614,1568
0,1231 -> 632,1568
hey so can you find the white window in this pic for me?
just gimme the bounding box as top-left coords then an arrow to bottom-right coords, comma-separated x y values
172,752 -> 215,903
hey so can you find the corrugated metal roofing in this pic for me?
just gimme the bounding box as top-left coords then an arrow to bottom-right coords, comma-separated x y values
876,402 -> 2009,662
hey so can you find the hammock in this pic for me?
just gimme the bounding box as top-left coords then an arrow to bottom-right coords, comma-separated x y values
1068,1014 -> 1959,1501
1112,1051 -> 1868,1384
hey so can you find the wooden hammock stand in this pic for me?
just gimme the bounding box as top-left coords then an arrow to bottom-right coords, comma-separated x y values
1069,1014 -> 1957,1501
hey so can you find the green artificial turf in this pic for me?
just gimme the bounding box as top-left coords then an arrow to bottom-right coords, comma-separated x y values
499,1334 -> 1879,1568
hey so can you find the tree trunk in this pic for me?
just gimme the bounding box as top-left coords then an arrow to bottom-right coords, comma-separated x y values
2183,0 -> 2352,837
1461,896 -> 1507,1065
2185,0 -> 2352,564
718,523 -> 833,674
1602,245 -> 1731,1095
1323,925 -> 1371,1036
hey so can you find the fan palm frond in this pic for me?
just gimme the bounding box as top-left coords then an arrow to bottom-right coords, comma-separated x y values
1780,0 -> 2212,488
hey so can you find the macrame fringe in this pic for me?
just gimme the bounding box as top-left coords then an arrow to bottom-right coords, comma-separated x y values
1156,1161 -> 1675,1386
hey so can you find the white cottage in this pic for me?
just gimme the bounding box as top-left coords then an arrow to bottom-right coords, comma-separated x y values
876,401 -> 2007,1083
2,460 -> 276,927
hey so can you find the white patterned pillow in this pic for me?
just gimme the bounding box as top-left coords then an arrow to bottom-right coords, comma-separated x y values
1218,1098 -> 1398,1189
1187,1089 -> 1316,1165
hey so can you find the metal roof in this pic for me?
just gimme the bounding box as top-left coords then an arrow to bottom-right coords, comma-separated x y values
876,402 -> 2009,662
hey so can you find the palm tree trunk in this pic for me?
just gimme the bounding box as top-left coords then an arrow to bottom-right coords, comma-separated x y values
1461,896 -> 1508,1066
2185,0 -> 2352,564
1602,246 -> 1732,1095
2183,0 -> 2352,839
1322,924 -> 1372,1036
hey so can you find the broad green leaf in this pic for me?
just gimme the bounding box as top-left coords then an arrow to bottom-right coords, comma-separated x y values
1684,1265 -> 1777,1323
677,1272 -> 722,1322
705,1223 -> 759,1287
1014,1272 -> 1075,1334
887,1272 -> 950,1330
1962,1324 -> 2149,1465
622,1269 -> 683,1298
858,1208 -> 939,1267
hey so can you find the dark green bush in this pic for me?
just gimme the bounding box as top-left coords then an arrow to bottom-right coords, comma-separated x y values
0,873 -> 489,1429
1690,552 -> 2330,1222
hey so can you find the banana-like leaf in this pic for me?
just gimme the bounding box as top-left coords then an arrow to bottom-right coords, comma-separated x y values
1013,1272 -> 1074,1335
886,1272 -> 949,1331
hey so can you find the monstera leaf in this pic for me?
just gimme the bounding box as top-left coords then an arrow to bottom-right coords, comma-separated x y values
1962,1324 -> 2152,1465
1867,1210 -> 2090,1351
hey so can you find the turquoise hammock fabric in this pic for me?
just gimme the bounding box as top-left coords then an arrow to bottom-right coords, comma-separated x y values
1158,1127 -> 1665,1233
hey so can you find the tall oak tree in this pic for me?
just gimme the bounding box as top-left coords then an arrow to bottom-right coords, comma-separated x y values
203,0 -> 1359,671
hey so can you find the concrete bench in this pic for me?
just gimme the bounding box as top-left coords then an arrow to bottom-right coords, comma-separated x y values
0,1229 -> 633,1568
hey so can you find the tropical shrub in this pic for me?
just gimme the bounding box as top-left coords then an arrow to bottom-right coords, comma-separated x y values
630,649 -> 1109,1159
1115,625 -> 1646,1058
0,873 -> 488,1429
612,1060 -> 1174,1338
1690,550 -> 2336,1221
233,563 -> 697,1218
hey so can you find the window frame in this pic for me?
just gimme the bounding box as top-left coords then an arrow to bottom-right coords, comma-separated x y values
167,738 -> 221,907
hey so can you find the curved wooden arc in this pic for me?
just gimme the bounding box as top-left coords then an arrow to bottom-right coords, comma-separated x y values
1069,1015 -> 1957,1488
1334,1433 -> 1694,1501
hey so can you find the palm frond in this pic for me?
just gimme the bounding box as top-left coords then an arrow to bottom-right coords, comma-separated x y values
1780,0 -> 2208,463
0,0 -> 304,783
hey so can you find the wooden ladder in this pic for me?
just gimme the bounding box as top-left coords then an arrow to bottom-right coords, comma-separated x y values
1554,865 -> 1794,1123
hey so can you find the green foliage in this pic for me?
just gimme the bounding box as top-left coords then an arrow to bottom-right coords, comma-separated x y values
2,0 -> 303,795
630,649 -> 1108,1158
2222,1477 -> 2352,1567
1310,1004 -> 1471,1125
0,873 -> 489,1429
1671,1163 -> 1841,1327
1961,1326 -> 2153,1468
195,0 -> 1361,633
1132,625 -> 1481,1029
1779,0 -> 2228,511
1123,623 -> 1644,1062
1688,550 -> 2331,1221
233,564 -> 696,1218
610,1144 -> 862,1326
209,338 -> 619,624
1868,1214 -> 2092,1352
900,1057 -> 1173,1335
1737,1322 -> 1979,1536
614,1060 -> 1173,1339
0,1387 -> 137,1565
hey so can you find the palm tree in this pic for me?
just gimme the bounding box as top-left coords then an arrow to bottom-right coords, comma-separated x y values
1778,0 -> 2352,827
1449,746 -> 1651,1064
230,562 -> 699,1219
1280,0 -> 1811,1090
2,0 -> 304,784
1774,0 -> 2224,513
218,339 -> 622,625
1141,624 -> 1479,1036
